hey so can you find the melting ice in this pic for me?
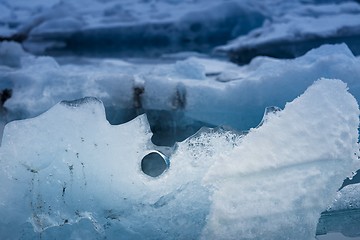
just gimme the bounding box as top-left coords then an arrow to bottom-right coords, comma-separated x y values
0,79 -> 358,239
1,1 -> 360,239
1,42 -> 360,146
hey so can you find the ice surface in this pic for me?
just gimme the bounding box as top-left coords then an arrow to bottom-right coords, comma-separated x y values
316,183 -> 360,238
328,184 -> 360,212
1,42 -> 360,146
4,43 -> 360,145
0,79 -> 358,239
1,1 -> 360,239
1,0 -> 359,59
18,0 -> 267,56
183,43 -> 360,131
217,2 -> 360,63
0,97 -> 211,239
201,79 -> 360,239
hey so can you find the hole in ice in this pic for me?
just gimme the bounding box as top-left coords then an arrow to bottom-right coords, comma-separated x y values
141,151 -> 168,177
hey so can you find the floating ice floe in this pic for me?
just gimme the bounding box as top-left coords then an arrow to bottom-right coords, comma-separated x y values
0,42 -> 360,145
6,0 -> 360,60
0,0 -> 269,56
0,78 -> 358,239
217,2 -> 360,63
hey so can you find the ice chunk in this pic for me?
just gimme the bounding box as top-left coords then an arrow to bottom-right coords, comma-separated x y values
0,97 -> 211,239
15,0 -> 266,56
202,79 -> 359,239
328,184 -> 360,212
185,44 -> 360,131
1,43 -> 360,143
317,183 -> 360,238
217,2 -> 360,63
4,0 -> 360,59
0,44 -> 135,125
0,79 -> 358,239
1,43 -> 360,146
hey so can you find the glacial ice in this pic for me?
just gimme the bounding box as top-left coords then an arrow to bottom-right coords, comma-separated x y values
328,184 -> 360,212
0,79 -> 358,239
1,0 -> 359,60
18,0 -> 267,56
217,2 -> 360,63
1,1 -> 360,239
1,42 -> 360,146
316,183 -> 360,238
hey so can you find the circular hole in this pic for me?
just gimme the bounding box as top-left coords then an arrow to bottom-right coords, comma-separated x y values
141,151 -> 168,178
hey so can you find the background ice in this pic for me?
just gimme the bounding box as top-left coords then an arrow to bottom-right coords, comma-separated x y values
2,0 -> 359,58
1,42 -> 359,146
217,2 -> 360,63
0,79 -> 358,239
4,0 -> 267,56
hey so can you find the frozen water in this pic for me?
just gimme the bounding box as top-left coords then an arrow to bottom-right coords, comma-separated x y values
1,42 -> 360,146
183,43 -> 360,131
1,1 -> 360,239
1,0 -> 359,59
0,97 -> 212,239
0,79 -> 358,239
328,184 -> 360,212
202,79 -> 360,239
316,183 -> 360,238
217,2 -> 360,63
18,0 -> 267,56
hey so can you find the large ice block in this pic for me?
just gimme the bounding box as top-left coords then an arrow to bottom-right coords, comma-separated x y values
0,79 -> 358,239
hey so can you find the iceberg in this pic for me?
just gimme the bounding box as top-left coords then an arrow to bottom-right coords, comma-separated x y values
1,0 -> 359,60
0,79 -> 358,239
1,42 -> 360,146
217,2 -> 360,63
0,0 -> 267,56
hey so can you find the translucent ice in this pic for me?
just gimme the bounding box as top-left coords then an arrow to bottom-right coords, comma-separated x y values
0,97 -> 211,239
317,183 -> 360,238
1,42 -> 360,146
202,79 -> 360,239
328,184 -> 360,212
0,79 -> 358,239
217,2 -> 360,63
